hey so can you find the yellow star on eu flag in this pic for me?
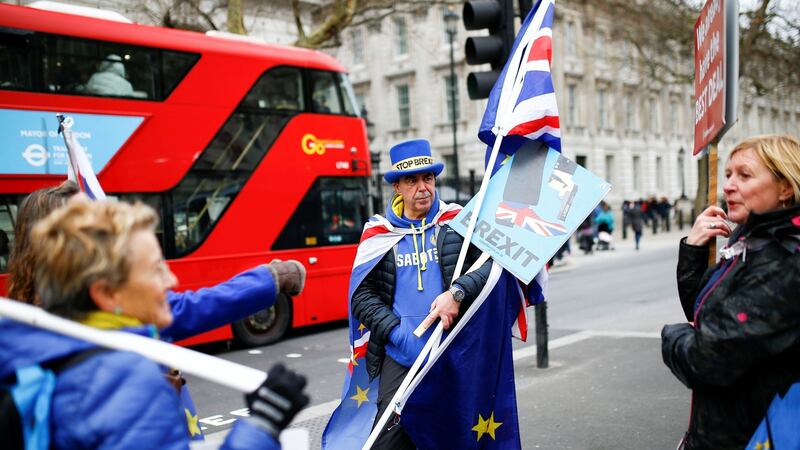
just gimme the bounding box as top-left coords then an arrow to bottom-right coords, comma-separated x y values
350,385 -> 370,408
184,408 -> 202,437
755,440 -> 772,450
472,412 -> 502,441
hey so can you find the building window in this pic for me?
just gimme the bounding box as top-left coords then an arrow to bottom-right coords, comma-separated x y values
354,92 -> 366,115
565,21 -> 576,56
656,156 -> 664,190
397,84 -> 410,129
597,88 -> 607,130
567,83 -> 577,124
633,155 -> 642,191
394,17 -> 408,56
670,100 -> 678,133
444,75 -> 460,122
595,30 -> 605,62
649,97 -> 659,133
576,155 -> 587,169
624,93 -> 634,130
621,40 -> 631,66
605,154 -> 615,186
351,28 -> 364,65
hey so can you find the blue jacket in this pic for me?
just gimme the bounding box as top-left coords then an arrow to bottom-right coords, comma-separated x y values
0,320 -> 279,450
162,265 -> 277,341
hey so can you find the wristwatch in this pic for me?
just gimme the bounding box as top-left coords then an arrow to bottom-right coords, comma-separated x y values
449,284 -> 465,303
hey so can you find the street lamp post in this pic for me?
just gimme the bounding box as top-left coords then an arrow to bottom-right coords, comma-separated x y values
444,8 -> 460,203
678,147 -> 686,199
362,107 -> 382,215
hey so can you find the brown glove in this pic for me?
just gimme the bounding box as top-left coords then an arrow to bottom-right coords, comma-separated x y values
164,368 -> 185,393
267,260 -> 306,296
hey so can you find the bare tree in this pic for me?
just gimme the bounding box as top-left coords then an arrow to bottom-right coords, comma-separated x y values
600,0 -> 799,96
137,0 -> 450,48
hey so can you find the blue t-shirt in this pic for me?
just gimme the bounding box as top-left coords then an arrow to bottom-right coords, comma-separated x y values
385,218 -> 444,368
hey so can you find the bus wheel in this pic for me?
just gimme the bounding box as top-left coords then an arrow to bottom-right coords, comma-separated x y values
232,294 -> 292,347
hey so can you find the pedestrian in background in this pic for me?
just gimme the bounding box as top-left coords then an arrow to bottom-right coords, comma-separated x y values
594,202 -> 614,251
0,200 -> 309,449
629,201 -> 644,250
661,134 -> 800,449
658,196 -> 672,232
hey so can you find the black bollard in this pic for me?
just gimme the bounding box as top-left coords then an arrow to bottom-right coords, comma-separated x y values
678,210 -> 684,230
535,302 -> 549,368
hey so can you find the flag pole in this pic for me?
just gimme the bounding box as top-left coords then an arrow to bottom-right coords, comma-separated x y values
0,298 -> 266,393
361,324 -> 444,450
362,135 -> 506,450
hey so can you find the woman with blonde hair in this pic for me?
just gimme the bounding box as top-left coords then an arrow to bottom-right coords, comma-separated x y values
662,134 -> 800,449
0,200 -> 308,448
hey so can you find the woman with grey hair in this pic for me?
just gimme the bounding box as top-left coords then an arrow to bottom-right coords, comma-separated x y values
0,200 -> 308,449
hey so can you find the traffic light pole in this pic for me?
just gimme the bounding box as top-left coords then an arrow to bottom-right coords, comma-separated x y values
447,27 -> 461,203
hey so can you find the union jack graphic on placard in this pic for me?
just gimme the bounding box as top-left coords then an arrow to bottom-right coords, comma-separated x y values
496,201 -> 566,237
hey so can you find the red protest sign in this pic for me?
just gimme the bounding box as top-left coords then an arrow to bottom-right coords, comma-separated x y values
694,0 -> 726,155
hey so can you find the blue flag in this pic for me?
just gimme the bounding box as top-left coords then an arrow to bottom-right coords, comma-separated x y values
746,382 -> 800,449
401,265 -> 522,449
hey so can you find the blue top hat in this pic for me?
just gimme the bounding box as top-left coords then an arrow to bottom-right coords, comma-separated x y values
383,139 -> 444,183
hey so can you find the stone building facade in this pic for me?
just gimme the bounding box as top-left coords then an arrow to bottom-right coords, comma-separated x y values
14,0 -> 800,210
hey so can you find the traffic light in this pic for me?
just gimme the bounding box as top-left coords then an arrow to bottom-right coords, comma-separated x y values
463,0 -> 516,99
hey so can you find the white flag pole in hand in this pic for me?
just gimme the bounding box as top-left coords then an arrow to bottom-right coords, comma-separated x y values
0,298 -> 266,393
57,114 -> 106,200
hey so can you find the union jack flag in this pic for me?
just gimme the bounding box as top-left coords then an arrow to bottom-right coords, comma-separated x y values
479,0 -> 560,156
496,201 -> 567,237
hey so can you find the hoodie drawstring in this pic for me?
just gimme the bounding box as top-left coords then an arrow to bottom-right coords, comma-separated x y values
410,219 -> 427,291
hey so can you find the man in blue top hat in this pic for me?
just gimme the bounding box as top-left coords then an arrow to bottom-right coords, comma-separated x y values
350,139 -> 492,449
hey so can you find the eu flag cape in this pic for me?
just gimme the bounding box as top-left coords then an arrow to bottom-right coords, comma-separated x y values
746,382 -> 800,449
402,262 -> 522,449
322,202 -> 524,449
321,201 -> 461,449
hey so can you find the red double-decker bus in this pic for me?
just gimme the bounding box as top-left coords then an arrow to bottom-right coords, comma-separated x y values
0,3 -> 370,346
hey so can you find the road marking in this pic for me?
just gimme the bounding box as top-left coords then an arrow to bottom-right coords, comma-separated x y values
513,329 -> 660,361
286,353 -> 302,358
203,329 -> 662,437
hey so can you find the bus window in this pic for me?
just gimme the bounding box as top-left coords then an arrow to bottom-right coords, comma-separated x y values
272,177 -> 367,250
160,51 -> 201,99
0,28 -> 198,100
0,29 -> 33,91
242,66 -> 303,111
310,70 -> 342,114
167,65 -> 306,256
110,193 -> 166,252
337,73 -> 358,116
0,195 -> 18,273
42,35 -> 157,98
